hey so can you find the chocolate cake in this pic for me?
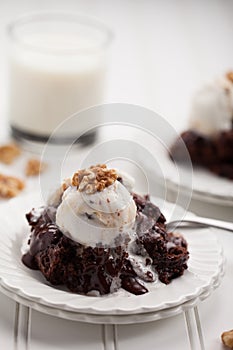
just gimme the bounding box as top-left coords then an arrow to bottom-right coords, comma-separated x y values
170,71 -> 233,179
22,193 -> 189,296
170,129 -> 233,179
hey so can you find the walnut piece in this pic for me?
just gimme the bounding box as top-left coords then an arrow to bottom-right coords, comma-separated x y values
222,329 -> 233,348
226,71 -> 233,83
25,159 -> 47,176
72,164 -> 118,194
0,143 -> 21,164
0,173 -> 25,198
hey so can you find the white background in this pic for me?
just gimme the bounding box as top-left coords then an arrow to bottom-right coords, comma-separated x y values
0,1 -> 232,349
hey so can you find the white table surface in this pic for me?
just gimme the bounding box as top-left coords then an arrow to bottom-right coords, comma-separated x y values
0,1 -> 233,349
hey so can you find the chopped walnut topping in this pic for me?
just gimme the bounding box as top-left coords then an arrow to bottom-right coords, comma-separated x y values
25,159 -> 47,176
0,143 -> 21,164
0,173 -> 25,198
62,182 -> 69,192
72,164 -> 118,194
226,71 -> 233,84
222,329 -> 233,348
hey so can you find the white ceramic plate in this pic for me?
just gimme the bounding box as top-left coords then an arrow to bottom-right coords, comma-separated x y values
0,278 -> 224,324
145,142 -> 233,207
0,193 -> 224,316
167,166 -> 233,206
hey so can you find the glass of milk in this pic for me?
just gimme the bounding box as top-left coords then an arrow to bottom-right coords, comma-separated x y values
6,13 -> 113,146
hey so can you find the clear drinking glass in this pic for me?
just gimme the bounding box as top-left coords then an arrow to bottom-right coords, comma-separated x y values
6,13 -> 113,145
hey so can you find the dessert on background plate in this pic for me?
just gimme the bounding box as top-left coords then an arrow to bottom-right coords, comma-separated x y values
170,72 -> 233,179
22,164 -> 189,296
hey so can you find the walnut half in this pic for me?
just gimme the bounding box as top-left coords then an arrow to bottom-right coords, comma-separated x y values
25,159 -> 47,176
0,143 -> 21,164
0,173 -> 25,198
226,71 -> 233,84
222,329 -> 233,348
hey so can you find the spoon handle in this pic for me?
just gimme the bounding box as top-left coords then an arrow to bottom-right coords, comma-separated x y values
168,217 -> 233,232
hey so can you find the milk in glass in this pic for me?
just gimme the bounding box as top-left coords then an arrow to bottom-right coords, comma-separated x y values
7,14 -> 112,143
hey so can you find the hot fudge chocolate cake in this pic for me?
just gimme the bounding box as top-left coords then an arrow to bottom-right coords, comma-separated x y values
22,164 -> 189,296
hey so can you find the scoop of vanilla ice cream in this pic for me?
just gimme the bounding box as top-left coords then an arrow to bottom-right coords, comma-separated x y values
55,179 -> 137,247
189,76 -> 233,136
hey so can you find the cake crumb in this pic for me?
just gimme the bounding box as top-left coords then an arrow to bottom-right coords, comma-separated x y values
0,143 -> 21,164
0,173 -> 25,198
25,159 -> 47,176
222,329 -> 233,348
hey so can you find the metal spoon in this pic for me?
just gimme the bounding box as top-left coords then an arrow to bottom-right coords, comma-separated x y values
166,216 -> 233,232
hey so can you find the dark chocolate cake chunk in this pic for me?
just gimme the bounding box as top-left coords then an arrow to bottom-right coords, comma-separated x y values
139,228 -> 188,284
133,193 -> 166,227
170,130 -> 216,165
170,130 -> 233,179
215,130 -> 233,162
132,194 -> 188,284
